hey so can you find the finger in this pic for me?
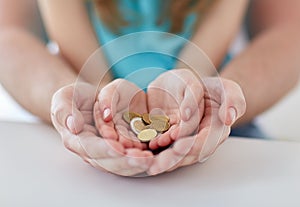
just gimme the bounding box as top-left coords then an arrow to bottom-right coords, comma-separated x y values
147,72 -> 183,110
172,133 -> 204,157
170,115 -> 230,170
198,116 -> 231,162
218,80 -> 246,125
165,155 -> 198,173
116,149 -> 153,176
116,125 -> 134,148
90,149 -> 152,176
90,157 -> 133,175
167,131 -> 206,170
61,131 -> 89,158
82,124 -> 98,135
97,80 -> 121,122
169,107 -> 201,141
65,112 -> 85,135
148,137 -> 159,150
79,136 -> 125,159
51,86 -> 85,134
129,131 -> 147,150
157,133 -> 173,148
98,79 -> 147,118
170,84 -> 203,139
94,101 -> 118,140
180,82 -> 204,121
166,128 -> 220,172
203,78 -> 246,126
114,125 -> 144,150
148,149 -> 183,176
126,148 -> 153,168
95,158 -> 147,177
148,126 -> 175,150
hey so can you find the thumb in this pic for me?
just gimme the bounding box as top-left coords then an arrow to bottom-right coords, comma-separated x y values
97,80 -> 121,122
179,83 -> 204,121
218,104 -> 237,126
51,86 -> 85,135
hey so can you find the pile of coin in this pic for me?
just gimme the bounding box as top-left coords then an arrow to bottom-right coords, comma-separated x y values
123,111 -> 170,142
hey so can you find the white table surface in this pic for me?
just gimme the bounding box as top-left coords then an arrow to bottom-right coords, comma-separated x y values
1,121 -> 300,207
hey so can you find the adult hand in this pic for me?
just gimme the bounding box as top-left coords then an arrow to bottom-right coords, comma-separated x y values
51,82 -> 153,176
148,77 -> 246,175
147,69 -> 205,150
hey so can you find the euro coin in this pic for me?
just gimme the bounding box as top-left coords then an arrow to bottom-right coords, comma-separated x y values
130,117 -> 146,135
138,129 -> 158,142
149,114 -> 170,123
150,119 -> 170,132
142,113 -> 151,125
123,111 -> 141,124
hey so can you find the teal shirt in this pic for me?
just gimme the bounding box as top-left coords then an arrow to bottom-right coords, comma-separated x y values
87,0 -> 197,89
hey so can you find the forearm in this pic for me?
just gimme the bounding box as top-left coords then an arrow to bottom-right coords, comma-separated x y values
176,0 -> 249,76
0,28 -> 77,123
221,24 -> 300,126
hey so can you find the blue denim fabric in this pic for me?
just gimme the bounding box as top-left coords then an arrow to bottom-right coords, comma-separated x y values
230,122 -> 268,139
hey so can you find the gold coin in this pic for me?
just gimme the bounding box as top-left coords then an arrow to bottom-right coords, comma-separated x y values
150,119 -> 170,132
142,113 -> 151,125
130,117 -> 146,135
123,112 -> 131,124
123,111 -> 141,124
149,114 -> 170,123
138,129 -> 158,142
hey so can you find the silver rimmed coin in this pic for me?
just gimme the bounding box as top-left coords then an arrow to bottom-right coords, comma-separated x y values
130,117 -> 147,135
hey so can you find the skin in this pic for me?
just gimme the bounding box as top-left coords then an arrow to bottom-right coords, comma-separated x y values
147,69 -> 205,150
94,79 -> 148,150
51,82 -> 153,176
93,71 -> 245,175
148,77 -> 245,175
0,0 -> 77,122
95,69 -> 206,150
1,0 -> 300,175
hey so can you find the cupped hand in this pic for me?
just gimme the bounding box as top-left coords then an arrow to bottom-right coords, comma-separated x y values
51,82 -> 153,176
94,79 -> 148,150
147,77 -> 246,175
147,69 -> 205,150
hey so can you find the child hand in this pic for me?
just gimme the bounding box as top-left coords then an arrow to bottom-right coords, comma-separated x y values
94,79 -> 148,150
147,69 -> 205,150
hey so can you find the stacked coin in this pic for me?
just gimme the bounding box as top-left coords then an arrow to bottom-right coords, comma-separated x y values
123,111 -> 170,142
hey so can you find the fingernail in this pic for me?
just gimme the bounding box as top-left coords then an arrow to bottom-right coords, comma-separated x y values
229,107 -> 237,125
103,108 -> 111,120
66,116 -> 76,134
185,108 -> 192,120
